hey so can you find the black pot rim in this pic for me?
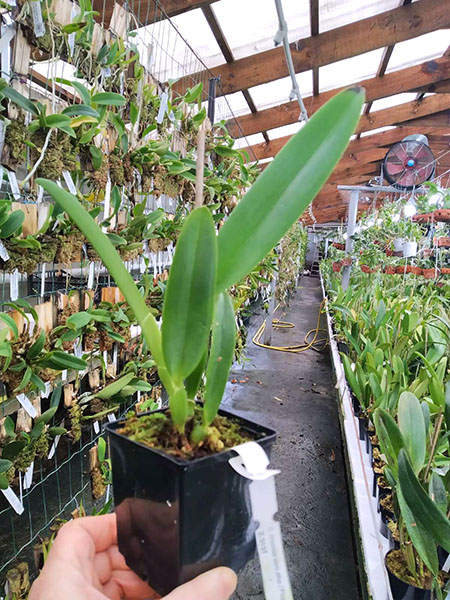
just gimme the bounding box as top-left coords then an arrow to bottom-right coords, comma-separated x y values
106,404 -> 277,469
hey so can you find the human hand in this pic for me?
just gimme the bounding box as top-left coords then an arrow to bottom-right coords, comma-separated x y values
29,514 -> 237,600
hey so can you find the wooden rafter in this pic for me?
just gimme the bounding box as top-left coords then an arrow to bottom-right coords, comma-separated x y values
227,57 -> 450,137
93,0 -> 219,27
177,0 -> 450,97
241,94 -> 450,160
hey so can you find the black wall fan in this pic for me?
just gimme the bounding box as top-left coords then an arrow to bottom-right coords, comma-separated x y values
382,134 -> 436,190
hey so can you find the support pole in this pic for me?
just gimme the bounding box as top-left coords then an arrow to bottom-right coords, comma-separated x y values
263,276 -> 277,346
341,189 -> 359,291
207,76 -> 219,124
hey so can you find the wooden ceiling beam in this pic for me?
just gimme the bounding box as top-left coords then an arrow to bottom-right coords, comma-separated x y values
242,95 -> 450,160
179,0 -> 450,97
412,80 -> 450,94
402,110 -> 450,128
93,0 -> 219,27
227,57 -> 450,137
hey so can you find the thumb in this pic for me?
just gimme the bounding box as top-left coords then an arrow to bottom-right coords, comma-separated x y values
162,567 -> 237,600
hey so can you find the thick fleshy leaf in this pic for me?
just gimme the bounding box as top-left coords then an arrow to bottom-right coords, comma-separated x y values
397,485 -> 439,576
398,449 -> 450,554
0,210 -> 24,238
216,87 -> 364,291
162,207 -> 217,383
398,392 -> 426,475
373,407 -> 404,473
429,472 -> 447,514
26,329 -> 46,360
185,351 -> 207,400
91,92 -> 126,106
95,372 -> 135,399
204,293 -> 236,426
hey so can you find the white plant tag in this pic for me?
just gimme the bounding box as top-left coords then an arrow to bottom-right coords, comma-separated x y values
443,553 -> 450,573
229,443 -> 293,600
87,262 -> 95,289
74,339 -> 82,359
103,350 -> 108,366
16,393 -> 37,418
48,421 -> 64,459
7,170 -> 20,199
62,170 -> 77,194
157,92 -> 168,124
113,344 -> 118,366
42,381 -> 52,398
102,177 -> 111,232
105,484 -> 111,503
0,121 -> 5,159
37,184 -> 44,203
40,262 -> 46,297
2,487 -> 24,515
137,390 -> 141,403
61,369 -> 67,382
93,421 -> 100,434
68,4 -> 80,57
9,268 -> 18,300
23,461 -> 34,489
19,471 -> 22,503
107,413 -> 116,422
0,240 -> 10,261
30,0 -> 45,37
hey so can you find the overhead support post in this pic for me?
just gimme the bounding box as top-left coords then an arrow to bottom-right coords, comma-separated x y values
207,76 -> 220,125
341,190 -> 359,291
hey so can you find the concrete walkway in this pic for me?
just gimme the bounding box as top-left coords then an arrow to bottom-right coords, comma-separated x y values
223,277 -> 360,600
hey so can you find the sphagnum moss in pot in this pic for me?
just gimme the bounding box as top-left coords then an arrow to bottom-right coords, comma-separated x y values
37,87 -> 364,595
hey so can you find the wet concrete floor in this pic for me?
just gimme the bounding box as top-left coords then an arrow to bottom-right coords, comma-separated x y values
222,276 -> 360,600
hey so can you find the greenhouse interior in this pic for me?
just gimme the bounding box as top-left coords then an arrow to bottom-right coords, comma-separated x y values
0,0 -> 449,598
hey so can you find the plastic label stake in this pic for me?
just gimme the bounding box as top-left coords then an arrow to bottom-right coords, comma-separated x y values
0,240 -> 10,262
62,170 -> 77,195
157,92 -> 168,124
48,421 -> 64,459
7,170 -> 20,199
16,393 -> 37,418
229,443 -> 293,600
30,0 -> 45,37
87,262 -> 95,289
40,262 -> 46,297
1,487 -> 24,515
23,461 -> 34,490
9,268 -> 18,301
93,421 -> 100,434
0,121 -> 5,159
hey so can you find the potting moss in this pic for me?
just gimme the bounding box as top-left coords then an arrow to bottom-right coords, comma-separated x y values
55,231 -> 84,264
68,403 -> 83,443
31,130 -> 77,180
386,549 -> 447,590
88,161 -> 109,191
15,445 -> 36,473
117,406 -> 257,460
90,465 -> 106,500
4,118 -> 27,167
109,152 -> 125,186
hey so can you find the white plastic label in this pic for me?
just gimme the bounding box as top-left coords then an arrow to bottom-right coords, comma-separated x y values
93,421 -> 100,434
9,268 -> 18,300
68,4 -> 80,57
37,184 -> 44,203
107,413 -> 116,423
40,262 -> 46,297
229,443 -> 293,600
16,393 -> 37,418
42,381 -> 52,398
102,177 -> 111,232
0,121 -> 5,159
105,484 -> 111,503
1,487 -> 24,515
87,262 -> 95,289
61,369 -> 67,382
30,0 -> 45,37
0,240 -> 10,261
23,461 -> 34,489
157,92 -> 168,124
113,344 -> 118,366
74,339 -> 83,359
7,170 -> 20,199
62,170 -> 77,194
103,350 -> 108,366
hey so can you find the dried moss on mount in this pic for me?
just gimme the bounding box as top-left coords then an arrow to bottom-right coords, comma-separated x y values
68,403 -> 83,443
55,230 -> 85,264
15,445 -> 36,472
109,152 -> 125,186
31,130 -> 78,180
34,431 -> 49,460
3,119 -> 28,168
88,161 -> 109,191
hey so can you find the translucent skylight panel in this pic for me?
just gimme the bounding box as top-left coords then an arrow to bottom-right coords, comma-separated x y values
213,0 -> 311,60
320,0 -> 402,33
369,94 -> 418,112
319,49 -> 384,93
135,9 -> 223,81
386,30 -> 450,74
248,72 -> 313,111
215,92 -> 252,121
269,122 -> 306,140
234,133 -> 266,149
360,126 -> 395,138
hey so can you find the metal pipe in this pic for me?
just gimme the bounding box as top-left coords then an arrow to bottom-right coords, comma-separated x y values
341,189 -> 359,291
273,0 -> 308,122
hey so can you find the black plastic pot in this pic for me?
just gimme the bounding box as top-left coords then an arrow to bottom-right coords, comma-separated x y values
386,550 -> 434,600
358,415 -> 368,441
107,406 -> 276,596
378,493 -> 394,539
438,546 -> 449,569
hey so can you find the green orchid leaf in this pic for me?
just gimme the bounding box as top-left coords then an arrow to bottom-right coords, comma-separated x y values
429,472 -> 447,514
216,87 -> 364,291
26,329 -> 46,360
0,210 -> 24,238
185,351 -> 207,400
203,292 -> 236,427
398,391 -> 426,475
62,104 -> 100,119
398,449 -> 450,554
2,86 -> 39,116
95,372 -> 135,399
0,458 -> 13,473
92,92 -> 126,106
66,311 -> 93,330
35,407 -> 58,425
162,207 -> 217,384
373,407 -> 404,473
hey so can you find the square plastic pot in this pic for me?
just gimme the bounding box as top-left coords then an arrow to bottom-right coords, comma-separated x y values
106,406 -> 276,596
